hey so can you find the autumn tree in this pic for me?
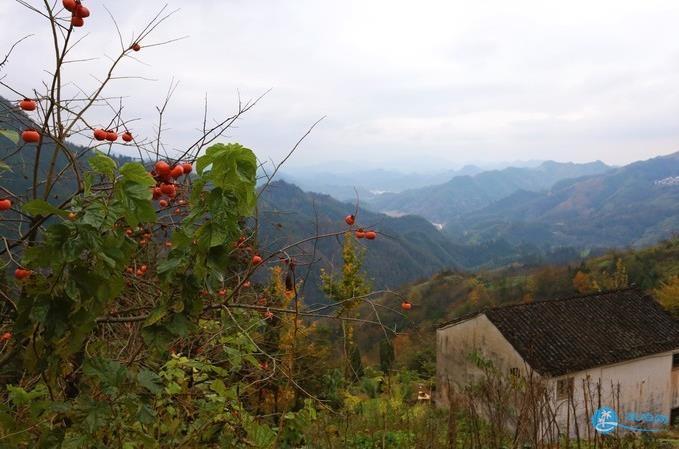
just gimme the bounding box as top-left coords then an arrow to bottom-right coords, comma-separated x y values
0,2 -> 384,446
598,258 -> 629,290
655,276 -> 679,317
321,233 -> 371,381
573,270 -> 598,294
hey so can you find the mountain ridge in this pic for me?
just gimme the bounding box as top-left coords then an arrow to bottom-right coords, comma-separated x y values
365,160 -> 612,223
448,151 -> 679,248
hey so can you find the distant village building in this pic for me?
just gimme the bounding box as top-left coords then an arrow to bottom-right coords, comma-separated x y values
436,288 -> 679,436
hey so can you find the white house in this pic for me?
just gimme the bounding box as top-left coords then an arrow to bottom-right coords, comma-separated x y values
436,288 -> 679,436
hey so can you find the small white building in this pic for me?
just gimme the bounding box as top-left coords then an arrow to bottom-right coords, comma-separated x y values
436,288 -> 679,436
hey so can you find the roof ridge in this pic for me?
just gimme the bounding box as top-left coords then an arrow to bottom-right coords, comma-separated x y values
486,286 -> 643,312
436,287 -> 644,330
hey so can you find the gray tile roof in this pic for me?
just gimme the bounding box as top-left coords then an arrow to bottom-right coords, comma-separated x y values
442,288 -> 679,376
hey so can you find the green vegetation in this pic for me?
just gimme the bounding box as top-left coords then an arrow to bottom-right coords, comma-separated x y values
1,3 -> 677,448
356,237 -> 679,370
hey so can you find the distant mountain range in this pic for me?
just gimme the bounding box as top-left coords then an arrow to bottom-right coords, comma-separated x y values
278,165 -> 484,201
256,181 -> 596,300
365,160 -> 612,224
446,152 -> 679,249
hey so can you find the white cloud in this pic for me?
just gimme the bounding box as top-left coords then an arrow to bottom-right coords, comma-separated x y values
1,0 -> 679,170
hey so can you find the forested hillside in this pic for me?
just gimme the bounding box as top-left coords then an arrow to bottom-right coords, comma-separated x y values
356,237 -> 679,371
0,96 -> 136,200
257,180 -> 467,297
257,180 -> 589,300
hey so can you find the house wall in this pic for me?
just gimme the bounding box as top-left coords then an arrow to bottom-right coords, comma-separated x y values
672,367 -> 679,409
435,314 -> 528,405
552,351 -> 675,437
436,316 -> 678,438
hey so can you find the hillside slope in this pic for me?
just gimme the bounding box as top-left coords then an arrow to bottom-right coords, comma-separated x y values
0,96 -> 135,198
256,181 -> 597,301
257,181 -> 469,299
357,237 -> 679,369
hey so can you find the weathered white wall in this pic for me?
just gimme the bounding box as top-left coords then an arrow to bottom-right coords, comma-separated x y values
552,351 -> 675,437
672,368 -> 679,409
436,314 -> 528,405
436,315 -> 678,438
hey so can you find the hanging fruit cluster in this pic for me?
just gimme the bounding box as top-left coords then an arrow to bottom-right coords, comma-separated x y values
63,0 -> 90,28
343,213 -> 377,240
19,98 -> 41,144
355,229 -> 377,240
150,160 -> 193,214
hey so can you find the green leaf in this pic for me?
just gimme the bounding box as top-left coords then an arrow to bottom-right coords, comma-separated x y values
22,199 -> 69,218
83,357 -> 129,394
114,179 -> 156,227
165,381 -> 182,395
144,307 -> 168,327
80,201 -> 114,229
165,313 -> 190,336
195,143 -> 257,216
82,400 -> 110,433
244,419 -> 277,447
7,384 -> 48,406
210,379 -> 228,397
0,161 -> 11,174
89,151 -> 117,179
136,402 -> 156,425
0,129 -> 19,144
137,369 -> 162,394
157,257 -> 183,276
119,162 -> 154,186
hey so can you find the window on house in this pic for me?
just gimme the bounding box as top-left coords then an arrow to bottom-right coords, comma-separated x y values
673,353 -> 679,369
671,407 -> 679,426
509,367 -> 520,377
556,377 -> 574,400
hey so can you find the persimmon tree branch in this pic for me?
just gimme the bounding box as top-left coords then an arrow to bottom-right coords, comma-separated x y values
0,34 -> 33,71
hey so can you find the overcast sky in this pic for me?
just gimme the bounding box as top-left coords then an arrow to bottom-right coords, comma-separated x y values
2,0 -> 679,171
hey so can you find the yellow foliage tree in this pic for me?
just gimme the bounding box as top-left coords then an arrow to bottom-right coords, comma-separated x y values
320,233 -> 371,381
573,271 -> 598,294
655,276 -> 679,317
467,278 -> 489,305
257,266 -> 328,413
598,258 -> 629,290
